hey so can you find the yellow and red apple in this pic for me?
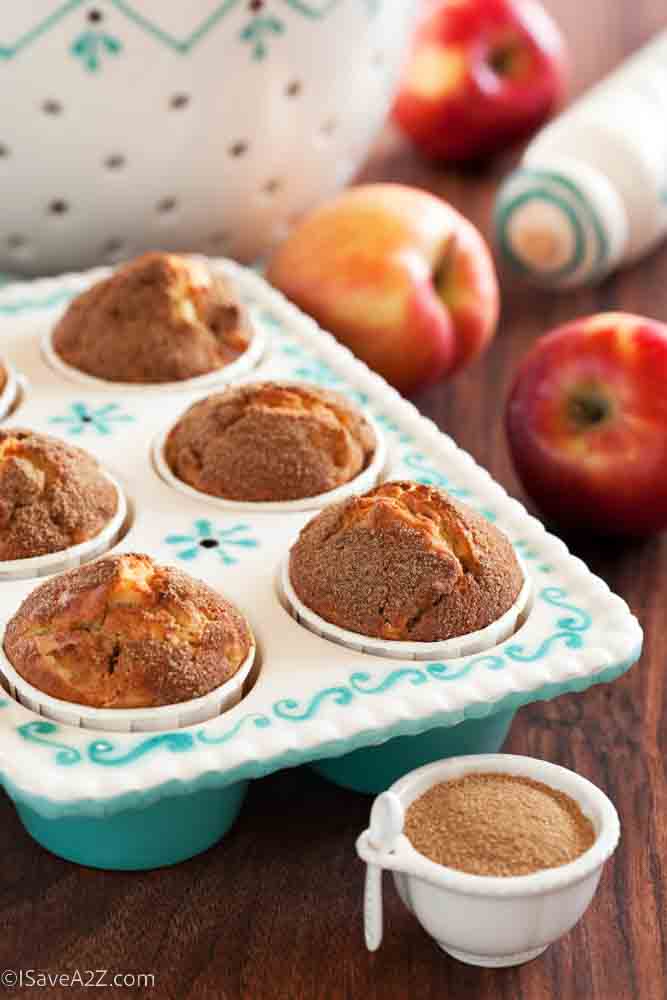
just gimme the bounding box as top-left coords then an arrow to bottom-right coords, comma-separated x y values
267,184 -> 499,394
394,0 -> 568,163
506,313 -> 667,537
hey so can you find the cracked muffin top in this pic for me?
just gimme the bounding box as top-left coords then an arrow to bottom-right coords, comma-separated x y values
52,252 -> 253,383
289,481 -> 523,642
3,553 -> 253,709
164,381 -> 377,502
0,428 -> 118,561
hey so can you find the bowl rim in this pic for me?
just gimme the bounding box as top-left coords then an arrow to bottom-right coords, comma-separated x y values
358,753 -> 620,897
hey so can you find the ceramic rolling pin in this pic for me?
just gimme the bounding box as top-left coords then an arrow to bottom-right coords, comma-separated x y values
495,30 -> 667,287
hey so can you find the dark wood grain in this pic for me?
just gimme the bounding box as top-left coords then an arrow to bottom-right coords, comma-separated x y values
1,2 -> 665,997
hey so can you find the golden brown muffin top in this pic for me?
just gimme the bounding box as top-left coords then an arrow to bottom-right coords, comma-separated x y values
0,428 -> 118,561
165,381 -> 376,502
289,481 -> 523,642
52,252 -> 253,383
0,362 -> 6,395
3,553 -> 253,709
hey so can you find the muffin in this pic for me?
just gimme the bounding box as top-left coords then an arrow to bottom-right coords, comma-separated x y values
0,361 -> 6,396
0,429 -> 119,561
289,481 -> 523,641
52,252 -> 253,383
3,553 -> 253,709
164,381 -> 377,502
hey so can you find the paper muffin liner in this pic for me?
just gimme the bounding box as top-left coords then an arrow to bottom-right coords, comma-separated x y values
41,311 -> 266,393
0,470 -> 127,582
0,358 -> 18,420
0,638 -> 255,733
152,404 -> 388,513
280,555 -> 531,662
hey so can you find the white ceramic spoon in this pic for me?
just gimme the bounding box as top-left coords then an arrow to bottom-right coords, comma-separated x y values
363,791 -> 405,951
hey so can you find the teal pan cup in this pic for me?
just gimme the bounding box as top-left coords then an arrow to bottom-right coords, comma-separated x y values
14,781 -> 248,871
311,709 -> 516,795
0,635 -> 258,870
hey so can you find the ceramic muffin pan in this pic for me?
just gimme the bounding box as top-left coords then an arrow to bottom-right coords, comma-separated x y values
0,261 -> 643,870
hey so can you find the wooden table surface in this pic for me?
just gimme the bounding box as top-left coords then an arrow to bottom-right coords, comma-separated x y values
1,2 -> 665,997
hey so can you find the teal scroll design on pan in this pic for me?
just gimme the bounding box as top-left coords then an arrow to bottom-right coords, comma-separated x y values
273,686 -> 354,720
18,721 -> 82,765
349,669 -> 428,694
14,587 -> 593,766
87,732 -> 196,765
504,588 -> 592,661
197,714 -> 272,745
401,452 -> 472,498
426,656 -> 506,683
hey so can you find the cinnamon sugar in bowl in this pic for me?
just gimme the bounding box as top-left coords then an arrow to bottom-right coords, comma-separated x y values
405,772 -> 595,877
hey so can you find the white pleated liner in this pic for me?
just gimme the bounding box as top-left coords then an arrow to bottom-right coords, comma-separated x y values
281,557 -> 531,662
152,406 -> 388,514
0,470 -> 128,582
0,359 -> 17,420
41,312 -> 267,393
0,640 -> 255,733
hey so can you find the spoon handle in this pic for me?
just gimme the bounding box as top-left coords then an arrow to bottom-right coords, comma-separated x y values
364,863 -> 383,951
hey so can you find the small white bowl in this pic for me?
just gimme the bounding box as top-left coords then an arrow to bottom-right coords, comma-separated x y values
356,754 -> 620,967
282,557 -> 531,660
0,638 -> 255,733
153,400 -> 388,514
0,469 -> 127,581
41,313 -> 266,393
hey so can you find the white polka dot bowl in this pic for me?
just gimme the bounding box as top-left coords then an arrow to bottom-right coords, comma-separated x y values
0,1 -> 416,276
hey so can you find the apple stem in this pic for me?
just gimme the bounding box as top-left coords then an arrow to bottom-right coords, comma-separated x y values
488,45 -> 515,76
568,393 -> 611,427
434,235 -> 458,299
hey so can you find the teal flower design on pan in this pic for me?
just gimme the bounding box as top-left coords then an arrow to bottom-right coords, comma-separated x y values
70,28 -> 122,72
49,401 -> 134,436
165,519 -> 258,565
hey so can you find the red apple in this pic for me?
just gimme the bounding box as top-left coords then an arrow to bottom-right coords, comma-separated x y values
393,0 -> 568,163
267,184 -> 499,394
506,313 -> 667,537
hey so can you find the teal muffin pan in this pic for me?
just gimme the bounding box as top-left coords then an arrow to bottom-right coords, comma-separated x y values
0,261 -> 643,869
